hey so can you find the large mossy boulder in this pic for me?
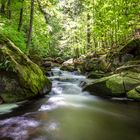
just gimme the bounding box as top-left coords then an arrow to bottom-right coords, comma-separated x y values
83,74 -> 125,97
83,71 -> 140,99
0,34 -> 52,103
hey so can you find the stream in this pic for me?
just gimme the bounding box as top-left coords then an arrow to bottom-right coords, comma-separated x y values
0,68 -> 140,140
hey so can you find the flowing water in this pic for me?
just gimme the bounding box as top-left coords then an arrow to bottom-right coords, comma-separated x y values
0,68 -> 140,140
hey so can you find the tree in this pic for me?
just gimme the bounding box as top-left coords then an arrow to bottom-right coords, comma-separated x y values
18,0 -> 24,31
7,0 -> 11,19
26,0 -> 35,48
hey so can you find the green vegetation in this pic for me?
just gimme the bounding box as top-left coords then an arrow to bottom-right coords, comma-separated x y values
0,0 -> 139,58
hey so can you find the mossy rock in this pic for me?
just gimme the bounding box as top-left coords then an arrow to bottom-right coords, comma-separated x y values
83,71 -> 140,98
54,57 -> 64,64
60,65 -> 75,72
127,86 -> 140,100
87,71 -> 105,79
83,75 -> 123,97
0,34 -> 52,103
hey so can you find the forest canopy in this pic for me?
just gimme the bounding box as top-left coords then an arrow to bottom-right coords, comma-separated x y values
0,0 -> 139,59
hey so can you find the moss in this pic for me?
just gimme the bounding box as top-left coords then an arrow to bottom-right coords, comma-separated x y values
122,71 -> 140,79
84,72 -> 140,98
123,76 -> 140,91
1,90 -> 37,103
83,76 -> 116,96
127,88 -> 140,100
106,74 -> 125,96
61,65 -> 75,72
0,34 -> 52,103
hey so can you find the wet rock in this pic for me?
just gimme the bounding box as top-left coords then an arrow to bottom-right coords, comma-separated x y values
61,65 -> 75,72
83,74 -> 125,97
83,71 -> 140,99
60,59 -> 75,72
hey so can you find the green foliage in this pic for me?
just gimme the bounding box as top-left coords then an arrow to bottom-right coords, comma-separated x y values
0,0 -> 140,59
58,0 -> 140,56
0,16 -> 26,52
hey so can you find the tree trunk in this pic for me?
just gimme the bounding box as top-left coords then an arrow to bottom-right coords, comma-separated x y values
26,0 -> 34,48
1,3 -> 5,14
18,0 -> 24,31
86,13 -> 91,50
7,0 -> 11,19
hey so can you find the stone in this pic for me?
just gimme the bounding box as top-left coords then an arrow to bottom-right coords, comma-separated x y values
0,34 -> 52,103
83,75 -> 117,97
55,57 -> 64,64
83,71 -> 140,98
87,71 -> 105,79
60,65 -> 75,72
127,87 -> 140,100
60,59 -> 75,72
42,61 -> 52,67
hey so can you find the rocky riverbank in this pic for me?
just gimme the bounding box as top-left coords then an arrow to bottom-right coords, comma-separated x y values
42,38 -> 140,101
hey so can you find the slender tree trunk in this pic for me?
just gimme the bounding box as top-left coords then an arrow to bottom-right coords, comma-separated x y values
18,0 -> 24,31
7,0 -> 11,19
86,13 -> 91,50
1,3 -> 5,14
26,0 -> 34,48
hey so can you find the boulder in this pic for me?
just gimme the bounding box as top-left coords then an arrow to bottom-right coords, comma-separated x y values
60,65 -> 75,72
42,61 -> 52,67
84,58 -> 100,72
83,71 -> 140,99
60,59 -> 75,71
41,60 -> 60,72
87,71 -> 105,79
127,87 -> 140,100
75,57 -> 100,73
54,57 -> 64,64
83,74 -> 125,97
0,34 -> 52,103
62,58 -> 74,65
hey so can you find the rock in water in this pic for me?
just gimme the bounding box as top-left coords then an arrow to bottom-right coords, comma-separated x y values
83,71 -> 140,100
60,59 -> 76,72
0,34 -> 51,103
